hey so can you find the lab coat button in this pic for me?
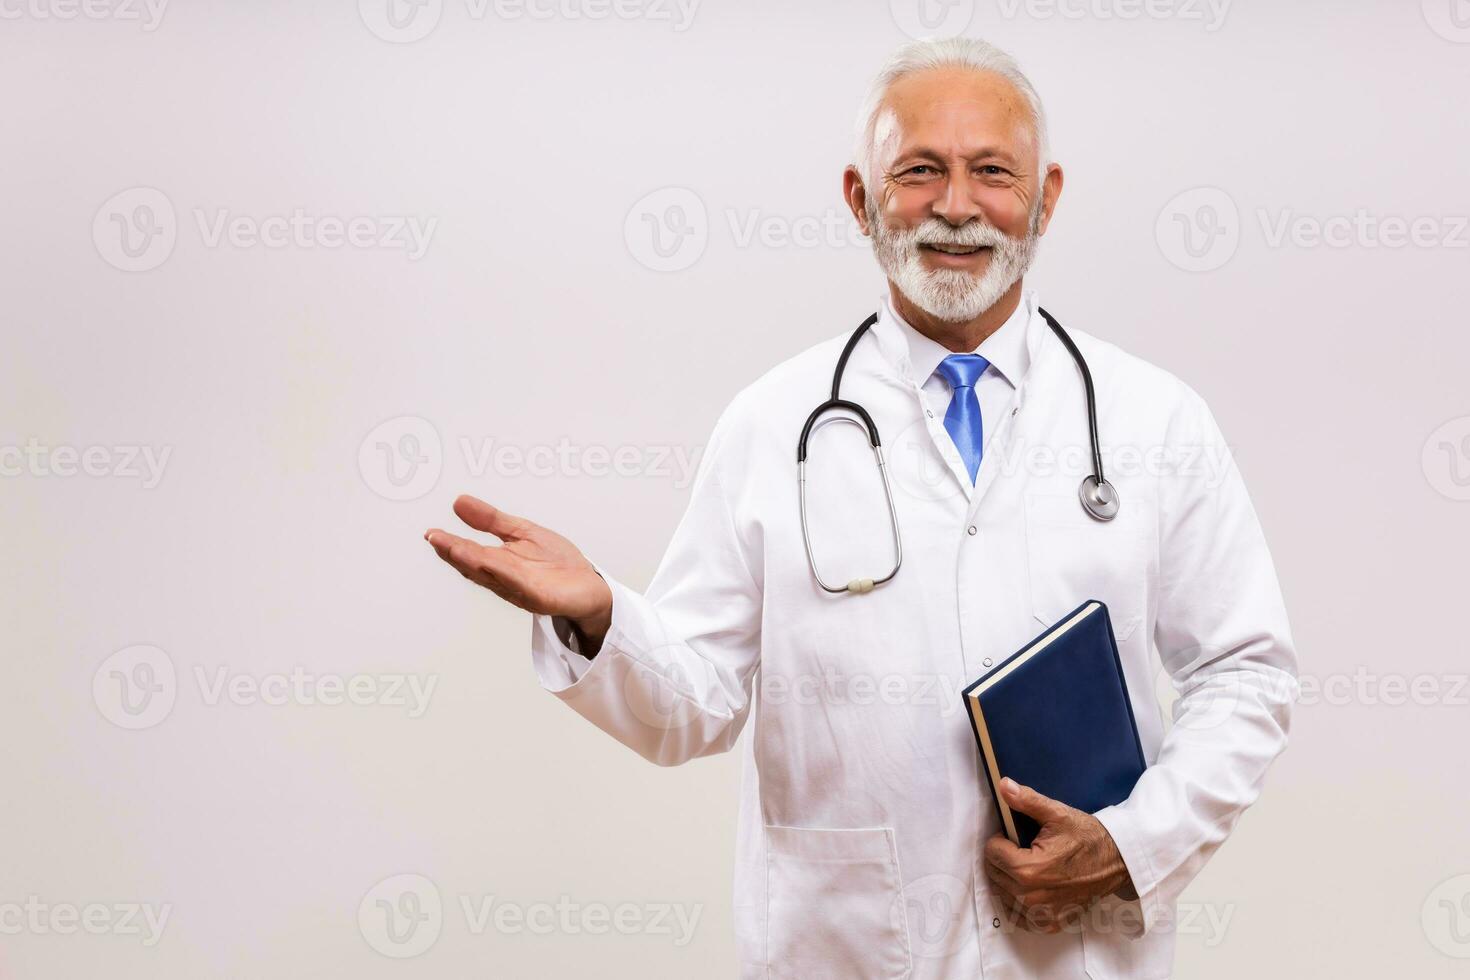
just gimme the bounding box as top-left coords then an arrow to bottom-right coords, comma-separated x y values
925,409 -> 934,418
983,658 -> 992,667
967,525 -> 977,535
992,916 -> 1001,928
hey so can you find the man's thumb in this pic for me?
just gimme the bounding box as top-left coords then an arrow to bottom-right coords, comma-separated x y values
1000,777 -> 1066,823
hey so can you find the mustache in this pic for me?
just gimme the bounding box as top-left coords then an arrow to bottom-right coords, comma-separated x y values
892,217 -> 1015,250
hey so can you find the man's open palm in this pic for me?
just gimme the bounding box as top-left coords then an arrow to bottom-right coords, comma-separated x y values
425,495 -> 612,638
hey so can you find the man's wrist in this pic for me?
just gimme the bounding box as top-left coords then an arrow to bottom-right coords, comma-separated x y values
568,573 -> 614,658
1088,814 -> 1138,901
568,608 -> 610,659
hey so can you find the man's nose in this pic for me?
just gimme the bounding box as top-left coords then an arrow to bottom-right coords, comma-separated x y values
932,173 -> 983,226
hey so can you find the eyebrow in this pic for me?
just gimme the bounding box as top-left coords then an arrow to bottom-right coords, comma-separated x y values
893,145 -> 1019,165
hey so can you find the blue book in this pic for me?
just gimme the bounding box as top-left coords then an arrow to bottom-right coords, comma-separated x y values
962,601 -> 1147,847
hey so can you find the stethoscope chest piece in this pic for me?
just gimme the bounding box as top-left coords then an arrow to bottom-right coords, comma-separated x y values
1079,475 -> 1120,522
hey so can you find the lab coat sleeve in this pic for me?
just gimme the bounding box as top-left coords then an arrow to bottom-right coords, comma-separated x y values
527,397 -> 763,767
1092,385 -> 1299,938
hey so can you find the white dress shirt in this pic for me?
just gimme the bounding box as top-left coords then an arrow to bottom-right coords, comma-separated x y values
887,289 -> 1032,460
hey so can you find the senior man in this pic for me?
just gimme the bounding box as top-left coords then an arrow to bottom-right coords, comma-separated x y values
427,36 -> 1298,979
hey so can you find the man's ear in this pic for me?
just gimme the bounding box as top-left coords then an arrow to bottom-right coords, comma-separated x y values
1035,162 -> 1064,237
843,166 -> 872,237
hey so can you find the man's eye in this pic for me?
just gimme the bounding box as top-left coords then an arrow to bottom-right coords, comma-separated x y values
906,165 -> 936,176
978,165 -> 1007,176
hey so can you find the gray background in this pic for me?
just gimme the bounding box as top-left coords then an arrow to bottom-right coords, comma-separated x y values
3,0 -> 1468,976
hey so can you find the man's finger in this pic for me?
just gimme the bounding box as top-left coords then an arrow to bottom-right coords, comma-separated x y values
426,529 -> 488,574
983,833 -> 1024,876
984,831 -> 1049,884
453,494 -> 530,541
981,863 -> 1029,910
1003,890 -> 1058,934
425,527 -> 528,596
983,857 -> 1026,900
984,853 -> 1025,892
999,777 -> 1070,825
424,528 -> 477,563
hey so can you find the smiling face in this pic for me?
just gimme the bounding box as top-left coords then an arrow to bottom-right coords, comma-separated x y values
849,66 -> 1062,325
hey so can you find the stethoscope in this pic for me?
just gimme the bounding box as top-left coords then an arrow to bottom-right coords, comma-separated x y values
796,306 -> 1119,595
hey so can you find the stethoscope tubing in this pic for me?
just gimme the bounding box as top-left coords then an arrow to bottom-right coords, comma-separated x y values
798,305 -> 1118,595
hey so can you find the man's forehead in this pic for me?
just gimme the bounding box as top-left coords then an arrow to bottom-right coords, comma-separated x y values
872,97 -> 1034,165
885,67 -> 1028,116
871,69 -> 1034,158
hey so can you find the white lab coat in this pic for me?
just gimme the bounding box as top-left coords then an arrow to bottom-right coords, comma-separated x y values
529,290 -> 1298,979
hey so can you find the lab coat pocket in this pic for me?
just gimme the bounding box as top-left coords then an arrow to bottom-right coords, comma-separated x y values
764,825 -> 912,980
1023,491 -> 1150,644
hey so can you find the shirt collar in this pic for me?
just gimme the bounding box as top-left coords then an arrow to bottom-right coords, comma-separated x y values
871,287 -> 1040,391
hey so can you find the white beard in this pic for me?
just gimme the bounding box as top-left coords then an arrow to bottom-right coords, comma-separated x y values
868,198 -> 1043,323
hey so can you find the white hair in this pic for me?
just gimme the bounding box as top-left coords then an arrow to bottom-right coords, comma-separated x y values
852,37 -> 1050,183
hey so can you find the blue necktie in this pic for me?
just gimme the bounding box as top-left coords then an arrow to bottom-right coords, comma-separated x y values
936,354 -> 990,484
